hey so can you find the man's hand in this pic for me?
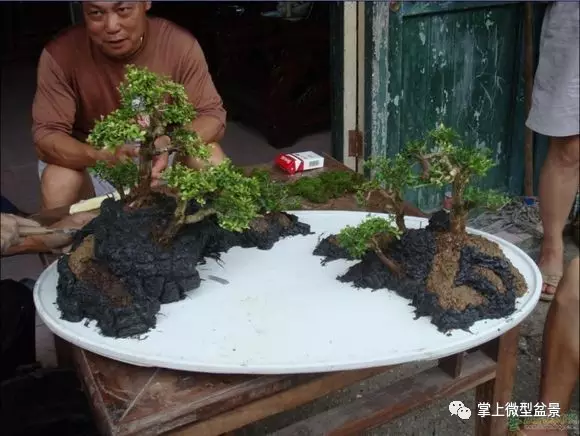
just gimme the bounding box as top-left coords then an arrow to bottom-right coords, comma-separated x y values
152,135 -> 171,186
44,211 -> 98,253
92,144 -> 140,165
93,139 -> 169,187
1,213 -> 42,254
1,211 -> 97,256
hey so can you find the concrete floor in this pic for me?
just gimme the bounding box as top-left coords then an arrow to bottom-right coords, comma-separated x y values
1,60 -> 579,435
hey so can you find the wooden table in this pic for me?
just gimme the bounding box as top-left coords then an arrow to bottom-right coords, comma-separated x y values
35,156 -> 521,436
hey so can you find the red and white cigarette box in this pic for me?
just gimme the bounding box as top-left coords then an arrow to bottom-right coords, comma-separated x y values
275,152 -> 325,175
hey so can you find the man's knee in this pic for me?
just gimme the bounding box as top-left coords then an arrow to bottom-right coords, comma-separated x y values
41,164 -> 94,209
549,135 -> 580,168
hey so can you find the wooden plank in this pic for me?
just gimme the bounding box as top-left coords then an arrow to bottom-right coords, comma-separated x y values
73,349 -> 322,436
166,367 -> 391,436
272,350 -> 496,436
438,352 -> 465,378
475,326 -> 520,436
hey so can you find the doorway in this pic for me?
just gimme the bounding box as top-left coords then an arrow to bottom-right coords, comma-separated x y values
1,1 -> 361,169
149,1 -> 344,165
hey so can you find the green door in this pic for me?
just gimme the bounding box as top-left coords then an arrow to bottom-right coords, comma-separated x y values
364,1 -> 545,211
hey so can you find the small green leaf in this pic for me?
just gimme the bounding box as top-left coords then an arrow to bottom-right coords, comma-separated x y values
336,216 -> 402,258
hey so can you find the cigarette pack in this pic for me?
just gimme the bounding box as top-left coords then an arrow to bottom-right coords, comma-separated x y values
275,152 -> 325,175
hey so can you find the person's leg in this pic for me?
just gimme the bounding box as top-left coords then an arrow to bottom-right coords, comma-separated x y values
539,256 -> 580,409
524,1 -> 579,299
38,163 -> 95,210
519,257 -> 580,436
537,136 -> 580,297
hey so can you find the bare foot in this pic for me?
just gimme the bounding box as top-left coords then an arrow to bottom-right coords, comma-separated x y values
537,247 -> 564,297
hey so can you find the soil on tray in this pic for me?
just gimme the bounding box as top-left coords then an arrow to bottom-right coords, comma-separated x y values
313,212 -> 529,332
57,196 -> 312,338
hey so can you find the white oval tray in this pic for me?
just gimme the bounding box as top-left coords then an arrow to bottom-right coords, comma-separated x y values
34,211 -> 542,374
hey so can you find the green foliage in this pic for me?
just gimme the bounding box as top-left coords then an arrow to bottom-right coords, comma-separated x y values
164,160 -> 262,232
87,108 -> 146,151
404,124 -> 496,186
249,169 -> 300,213
356,153 -> 422,206
119,65 -> 195,128
336,216 -> 402,259
463,187 -> 510,211
86,64 -> 214,200
287,171 -> 365,203
364,154 -> 419,192
87,65 -> 197,154
90,160 -> 139,192
169,128 -> 208,160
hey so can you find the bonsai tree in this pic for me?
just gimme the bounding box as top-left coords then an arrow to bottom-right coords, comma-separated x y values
161,161 -> 262,242
336,215 -> 403,276
356,152 -> 421,232
86,65 -> 208,202
85,65 -> 263,242
404,124 -> 507,234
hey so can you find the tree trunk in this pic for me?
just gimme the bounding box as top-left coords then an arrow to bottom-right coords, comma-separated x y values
135,142 -> 153,197
373,247 -> 402,277
395,212 -> 406,232
159,205 -> 216,245
370,237 -> 402,277
158,199 -> 188,244
450,177 -> 467,234
395,199 -> 406,232
127,140 -> 155,207
114,183 -> 126,201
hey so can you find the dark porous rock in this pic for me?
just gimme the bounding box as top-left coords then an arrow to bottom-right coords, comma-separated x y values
237,212 -> 313,250
57,255 -> 160,338
322,226 -> 525,333
313,235 -> 355,265
426,210 -> 450,232
57,197 -> 311,338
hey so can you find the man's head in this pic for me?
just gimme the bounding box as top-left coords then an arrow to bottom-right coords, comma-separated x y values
82,1 -> 152,59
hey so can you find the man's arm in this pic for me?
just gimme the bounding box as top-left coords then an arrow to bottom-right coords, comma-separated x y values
177,37 -> 228,165
32,50 -> 98,170
3,236 -> 52,256
2,211 -> 97,256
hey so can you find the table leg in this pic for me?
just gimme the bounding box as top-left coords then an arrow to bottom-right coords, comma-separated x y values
475,326 -> 521,436
54,334 -> 74,368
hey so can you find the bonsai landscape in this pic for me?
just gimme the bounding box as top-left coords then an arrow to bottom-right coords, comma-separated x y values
314,125 -> 528,332
56,65 -> 528,339
57,65 -> 312,338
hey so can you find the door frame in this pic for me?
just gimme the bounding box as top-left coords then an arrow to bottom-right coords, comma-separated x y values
336,1 -> 366,173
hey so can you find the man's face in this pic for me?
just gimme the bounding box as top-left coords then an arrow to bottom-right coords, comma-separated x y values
83,1 -> 151,59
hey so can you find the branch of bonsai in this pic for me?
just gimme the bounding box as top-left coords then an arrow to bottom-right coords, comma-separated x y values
370,237 -> 402,277
184,208 -> 217,224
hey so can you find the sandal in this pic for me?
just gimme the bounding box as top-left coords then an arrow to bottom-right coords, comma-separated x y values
540,272 -> 562,302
